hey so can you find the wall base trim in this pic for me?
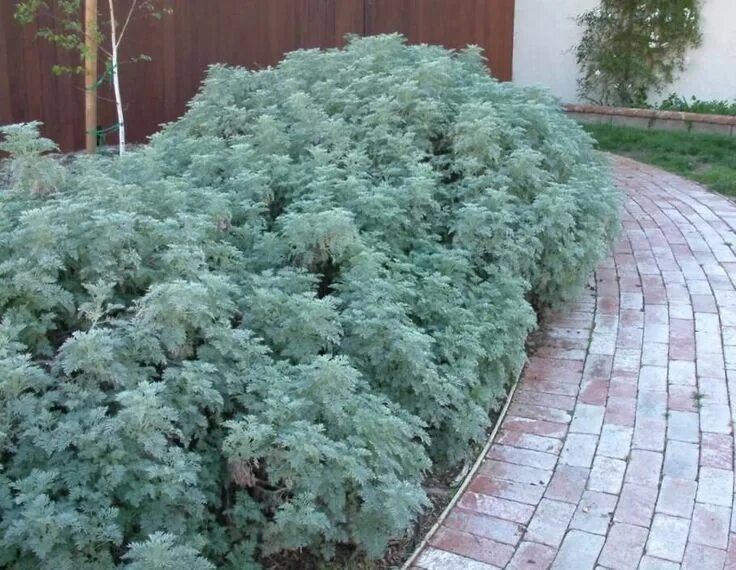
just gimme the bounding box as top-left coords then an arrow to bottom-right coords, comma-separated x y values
565,103 -> 736,137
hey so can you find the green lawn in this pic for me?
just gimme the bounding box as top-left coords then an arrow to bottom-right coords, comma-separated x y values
584,124 -> 736,197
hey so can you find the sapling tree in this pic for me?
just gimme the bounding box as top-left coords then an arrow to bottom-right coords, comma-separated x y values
14,0 -> 171,154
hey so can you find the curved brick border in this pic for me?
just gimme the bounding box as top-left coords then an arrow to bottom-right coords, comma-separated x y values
565,104 -> 736,136
408,157 -> 736,570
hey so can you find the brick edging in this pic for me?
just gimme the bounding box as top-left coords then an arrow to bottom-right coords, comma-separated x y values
565,103 -> 736,137
565,103 -> 736,127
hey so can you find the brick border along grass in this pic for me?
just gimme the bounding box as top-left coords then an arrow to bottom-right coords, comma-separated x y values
409,157 -> 736,570
566,103 -> 736,137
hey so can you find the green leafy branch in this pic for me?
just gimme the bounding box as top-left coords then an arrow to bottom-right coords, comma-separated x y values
575,0 -> 702,106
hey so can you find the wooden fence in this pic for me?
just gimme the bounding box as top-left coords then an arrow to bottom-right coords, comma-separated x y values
0,0 -> 515,151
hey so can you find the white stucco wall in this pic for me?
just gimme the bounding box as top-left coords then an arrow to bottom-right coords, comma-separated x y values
512,0 -> 736,104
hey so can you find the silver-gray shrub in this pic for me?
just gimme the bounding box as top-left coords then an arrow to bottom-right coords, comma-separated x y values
0,35 -> 619,568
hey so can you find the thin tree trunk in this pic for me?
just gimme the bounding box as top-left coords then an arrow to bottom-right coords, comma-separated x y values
84,0 -> 98,153
108,0 -> 125,154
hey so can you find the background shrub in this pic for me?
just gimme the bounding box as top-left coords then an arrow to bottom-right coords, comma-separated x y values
576,0 -> 702,106
0,35 -> 619,568
656,94 -> 736,116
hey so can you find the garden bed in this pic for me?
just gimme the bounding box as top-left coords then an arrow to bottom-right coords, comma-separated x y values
566,103 -> 736,137
0,36 -> 619,569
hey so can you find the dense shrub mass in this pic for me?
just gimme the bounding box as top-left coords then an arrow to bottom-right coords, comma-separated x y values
0,35 -> 619,568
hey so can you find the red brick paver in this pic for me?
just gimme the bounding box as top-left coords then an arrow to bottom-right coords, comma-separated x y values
412,157 -> 736,569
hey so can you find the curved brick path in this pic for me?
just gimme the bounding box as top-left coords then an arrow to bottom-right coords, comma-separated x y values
412,157 -> 736,570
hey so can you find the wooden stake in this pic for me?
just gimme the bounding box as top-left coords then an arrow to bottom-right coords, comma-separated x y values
84,0 -> 98,153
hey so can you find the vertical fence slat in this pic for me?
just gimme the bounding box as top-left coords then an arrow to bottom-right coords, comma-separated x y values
0,4 -> 14,123
365,0 -> 514,81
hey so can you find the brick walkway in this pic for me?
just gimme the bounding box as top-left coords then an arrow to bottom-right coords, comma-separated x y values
411,157 -> 736,570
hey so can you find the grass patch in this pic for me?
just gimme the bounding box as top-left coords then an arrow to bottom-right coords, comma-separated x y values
584,123 -> 736,197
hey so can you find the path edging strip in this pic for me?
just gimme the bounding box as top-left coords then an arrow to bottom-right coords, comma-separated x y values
401,359 -> 527,569
565,103 -> 736,137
